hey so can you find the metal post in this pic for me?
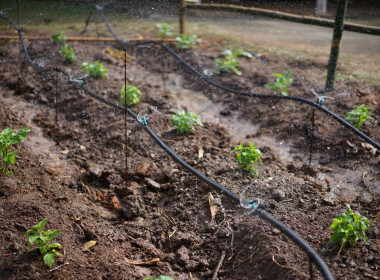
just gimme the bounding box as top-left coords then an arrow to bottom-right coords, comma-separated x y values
325,0 -> 348,91
180,0 -> 186,34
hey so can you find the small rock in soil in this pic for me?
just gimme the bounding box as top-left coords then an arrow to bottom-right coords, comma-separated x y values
271,188 -> 285,201
110,196 -> 122,210
136,162 -> 150,176
145,178 -> 160,190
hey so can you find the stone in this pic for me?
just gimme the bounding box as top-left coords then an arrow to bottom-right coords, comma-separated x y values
110,196 -> 122,210
136,162 -> 150,176
272,188 -> 286,202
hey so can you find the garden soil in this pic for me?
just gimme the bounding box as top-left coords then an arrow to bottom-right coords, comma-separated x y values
0,36 -> 379,280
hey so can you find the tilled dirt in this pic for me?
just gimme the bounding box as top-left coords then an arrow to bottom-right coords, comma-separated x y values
0,37 -> 379,280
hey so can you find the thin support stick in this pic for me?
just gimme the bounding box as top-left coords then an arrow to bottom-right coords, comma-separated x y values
16,0 -> 23,95
309,254 -> 314,280
211,250 -> 226,280
309,109 -> 315,165
179,0 -> 186,34
55,72 -> 58,125
124,48 -> 128,189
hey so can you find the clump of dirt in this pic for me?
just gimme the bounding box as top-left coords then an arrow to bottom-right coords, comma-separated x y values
0,34 -> 379,280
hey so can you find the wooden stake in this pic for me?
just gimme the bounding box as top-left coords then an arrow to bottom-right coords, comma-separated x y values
325,0 -> 348,91
179,0 -> 186,35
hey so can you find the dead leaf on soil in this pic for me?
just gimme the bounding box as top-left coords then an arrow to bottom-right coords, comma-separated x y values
197,139 -> 204,159
208,192 -> 219,221
82,240 -> 97,251
59,149 -> 69,155
123,257 -> 160,266
361,142 -> 378,155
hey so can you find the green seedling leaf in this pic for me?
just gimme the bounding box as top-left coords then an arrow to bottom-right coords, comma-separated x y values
43,253 -> 55,268
215,48 -> 252,76
345,104 -> 373,129
51,31 -> 67,44
176,34 -> 197,50
25,219 -> 63,268
265,70 -> 293,96
0,127 -> 30,175
81,60 -> 108,79
156,23 -> 174,38
156,276 -> 175,280
231,142 -> 262,177
172,110 -> 203,134
60,44 -> 76,63
329,204 -> 370,259
120,84 -> 142,106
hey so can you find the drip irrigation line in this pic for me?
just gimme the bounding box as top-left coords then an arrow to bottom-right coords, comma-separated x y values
0,12 -> 335,280
94,6 -> 380,152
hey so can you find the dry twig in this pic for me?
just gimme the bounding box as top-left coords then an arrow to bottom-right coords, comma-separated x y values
211,250 -> 226,280
272,255 -> 308,279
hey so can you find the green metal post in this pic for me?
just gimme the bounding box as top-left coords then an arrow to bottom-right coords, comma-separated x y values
325,0 -> 348,91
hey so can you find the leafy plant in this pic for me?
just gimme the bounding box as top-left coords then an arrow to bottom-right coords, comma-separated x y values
215,49 -> 252,76
25,219 -> 63,268
231,142 -> 262,177
60,44 -> 76,63
156,23 -> 174,38
51,31 -> 67,44
143,276 -> 174,280
0,127 -> 30,175
81,60 -> 108,79
176,34 -> 197,50
345,104 -> 373,129
329,204 -> 370,259
265,70 -> 293,96
120,84 -> 142,106
172,109 -> 203,134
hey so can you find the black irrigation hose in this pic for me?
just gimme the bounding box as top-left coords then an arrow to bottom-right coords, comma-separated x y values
1,12 -> 334,280
95,5 -> 380,151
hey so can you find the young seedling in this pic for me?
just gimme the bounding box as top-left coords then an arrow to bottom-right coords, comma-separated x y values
120,84 -> 142,106
143,276 -> 174,280
345,104 -> 373,129
156,23 -> 174,38
215,49 -> 252,76
265,70 -> 293,96
329,204 -> 370,259
60,44 -> 76,63
172,109 -> 203,134
231,142 -> 262,177
81,60 -> 108,79
51,31 -> 67,44
176,34 -> 197,50
0,127 -> 30,175
25,219 -> 63,268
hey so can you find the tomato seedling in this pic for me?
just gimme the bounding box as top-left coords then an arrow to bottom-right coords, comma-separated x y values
330,204 -> 370,259
231,142 -> 262,177
25,219 -> 63,268
60,44 -> 76,63
156,23 -> 174,38
172,109 -> 203,134
265,70 -> 293,96
215,49 -> 252,76
345,104 -> 373,129
0,127 -> 30,175
120,84 -> 142,106
51,31 -> 67,44
143,276 -> 174,280
176,34 -> 197,50
81,60 -> 108,79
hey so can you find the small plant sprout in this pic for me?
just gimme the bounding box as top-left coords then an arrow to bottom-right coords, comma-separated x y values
25,219 -> 63,268
81,60 -> 108,79
0,127 -> 30,175
329,204 -> 370,259
176,34 -> 197,50
60,44 -> 76,63
156,23 -> 174,38
231,142 -> 262,177
215,49 -> 252,76
120,84 -> 142,106
172,109 -> 203,134
345,104 -> 373,129
265,70 -> 293,96
51,31 -> 67,44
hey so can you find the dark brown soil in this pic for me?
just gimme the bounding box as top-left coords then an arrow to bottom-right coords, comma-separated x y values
0,33 -> 379,280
